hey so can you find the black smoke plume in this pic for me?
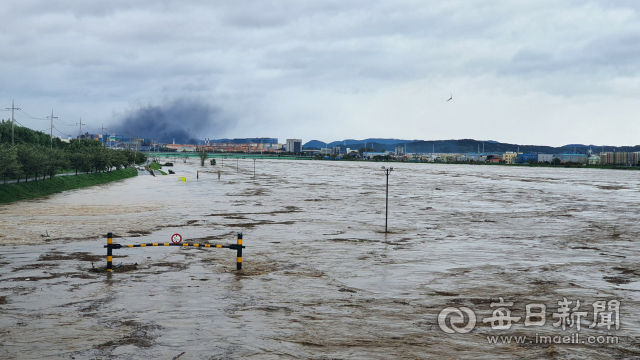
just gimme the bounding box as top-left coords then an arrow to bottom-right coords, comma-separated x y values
112,99 -> 230,144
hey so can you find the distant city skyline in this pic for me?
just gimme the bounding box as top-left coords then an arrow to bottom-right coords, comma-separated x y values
1,1 -> 640,146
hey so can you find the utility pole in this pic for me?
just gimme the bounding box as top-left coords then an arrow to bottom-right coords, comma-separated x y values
5,99 -> 20,145
76,118 -> 86,139
100,123 -> 108,149
48,110 -> 58,149
253,158 -> 256,178
381,166 -> 394,233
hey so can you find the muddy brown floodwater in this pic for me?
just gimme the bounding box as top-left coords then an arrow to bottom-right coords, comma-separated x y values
1,159 -> 640,359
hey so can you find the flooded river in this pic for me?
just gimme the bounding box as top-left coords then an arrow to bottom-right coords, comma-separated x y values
1,159 -> 640,359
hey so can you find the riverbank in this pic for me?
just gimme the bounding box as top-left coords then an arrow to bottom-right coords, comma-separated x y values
0,167 -> 138,204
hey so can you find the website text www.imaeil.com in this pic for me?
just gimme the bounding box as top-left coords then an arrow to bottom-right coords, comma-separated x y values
485,333 -> 618,345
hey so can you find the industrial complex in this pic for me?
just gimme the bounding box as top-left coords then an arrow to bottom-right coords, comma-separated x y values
60,131 -> 640,166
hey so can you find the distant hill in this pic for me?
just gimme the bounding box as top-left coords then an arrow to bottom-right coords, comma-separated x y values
303,138 -> 640,154
304,138 -> 419,149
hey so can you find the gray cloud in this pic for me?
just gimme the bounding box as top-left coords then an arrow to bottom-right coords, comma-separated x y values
1,0 -> 640,146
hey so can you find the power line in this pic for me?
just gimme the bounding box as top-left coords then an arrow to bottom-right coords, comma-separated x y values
52,124 -> 73,137
13,118 -> 27,127
16,109 -> 46,119
13,108 -> 75,127
54,118 -> 75,126
15,109 -> 48,120
14,112 -> 50,121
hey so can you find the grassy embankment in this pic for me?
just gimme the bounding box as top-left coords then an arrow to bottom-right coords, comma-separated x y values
0,167 -> 138,204
148,162 -> 167,175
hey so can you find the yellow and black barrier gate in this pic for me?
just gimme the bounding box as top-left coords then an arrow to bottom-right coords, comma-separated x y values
104,232 -> 245,272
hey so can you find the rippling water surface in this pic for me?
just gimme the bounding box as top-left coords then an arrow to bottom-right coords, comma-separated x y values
1,159 -> 639,359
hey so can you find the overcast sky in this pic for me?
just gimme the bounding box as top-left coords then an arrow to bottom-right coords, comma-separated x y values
1,0 -> 639,146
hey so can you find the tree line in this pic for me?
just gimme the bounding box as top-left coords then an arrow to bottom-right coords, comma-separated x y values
0,122 -> 147,184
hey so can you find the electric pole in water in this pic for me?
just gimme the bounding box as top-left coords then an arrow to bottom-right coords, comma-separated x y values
5,99 -> 20,145
381,166 -> 394,233
48,110 -> 58,149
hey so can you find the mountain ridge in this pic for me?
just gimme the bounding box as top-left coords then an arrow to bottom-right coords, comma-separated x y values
302,139 -> 640,154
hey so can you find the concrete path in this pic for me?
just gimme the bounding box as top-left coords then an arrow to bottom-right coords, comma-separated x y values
1,172 -> 77,185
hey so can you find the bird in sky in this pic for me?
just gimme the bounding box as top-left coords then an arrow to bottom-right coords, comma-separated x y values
447,94 -> 453,102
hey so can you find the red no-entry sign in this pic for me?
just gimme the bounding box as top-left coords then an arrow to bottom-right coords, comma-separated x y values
171,233 -> 183,244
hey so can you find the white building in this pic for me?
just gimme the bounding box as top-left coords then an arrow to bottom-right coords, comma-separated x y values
286,139 -> 302,153
363,152 -> 389,160
537,154 -> 554,163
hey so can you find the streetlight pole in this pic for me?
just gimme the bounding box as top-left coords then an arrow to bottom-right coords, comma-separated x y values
382,166 -> 394,233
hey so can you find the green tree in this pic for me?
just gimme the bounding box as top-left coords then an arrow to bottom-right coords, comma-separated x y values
0,145 -> 22,184
199,149 -> 208,166
111,151 -> 127,170
68,151 -> 88,175
87,147 -> 107,173
45,148 -> 69,179
16,144 -> 42,181
134,151 -> 147,165
68,138 -> 101,150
